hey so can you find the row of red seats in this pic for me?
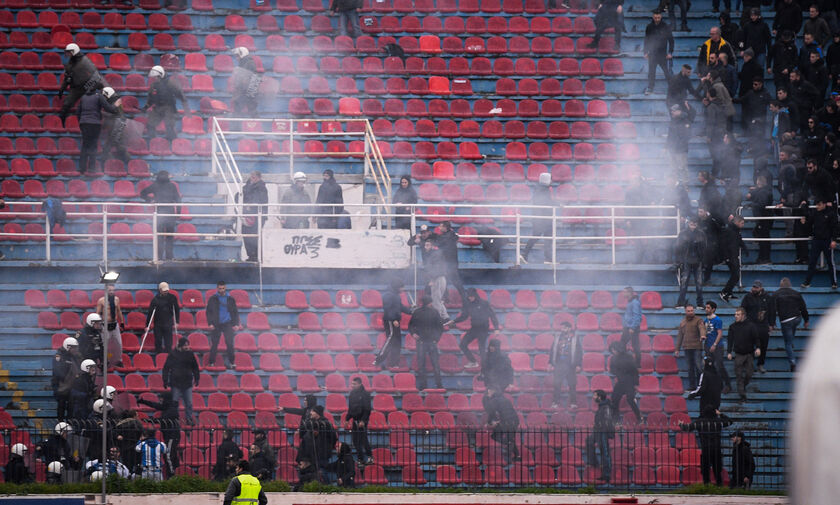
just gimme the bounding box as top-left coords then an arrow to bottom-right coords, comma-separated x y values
358,0 -> 596,14
2,221 -> 198,241
411,161 -> 640,183
370,118 -> 635,140
0,0 -> 206,9
332,97 -> 631,118
0,158 -> 150,178
0,93 -> 139,114
0,29 -> 95,51
0,51 -> 168,73
0,10 -> 192,30
38,308 -> 266,331
506,141 -> 639,162
31,286 -> 250,309
269,54 -> 623,77
417,181 -> 626,204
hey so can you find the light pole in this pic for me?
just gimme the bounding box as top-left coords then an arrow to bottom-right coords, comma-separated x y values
99,270 -> 119,504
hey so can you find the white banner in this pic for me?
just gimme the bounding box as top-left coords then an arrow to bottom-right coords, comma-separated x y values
262,228 -> 412,268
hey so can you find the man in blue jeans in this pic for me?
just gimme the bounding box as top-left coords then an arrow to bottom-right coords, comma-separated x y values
676,304 -> 707,390
771,277 -> 809,372
206,281 -> 241,369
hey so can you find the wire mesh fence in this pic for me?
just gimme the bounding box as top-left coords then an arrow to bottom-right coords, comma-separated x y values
10,418 -> 785,490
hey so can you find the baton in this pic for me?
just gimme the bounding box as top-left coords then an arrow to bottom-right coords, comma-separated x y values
138,307 -> 156,354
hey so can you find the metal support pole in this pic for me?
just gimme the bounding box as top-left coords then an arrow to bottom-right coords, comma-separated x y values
610,207 -> 616,265
152,211 -> 158,263
102,212 -> 108,270
101,287 -> 109,504
515,214 -> 521,265
45,213 -> 51,263
552,207 -> 557,284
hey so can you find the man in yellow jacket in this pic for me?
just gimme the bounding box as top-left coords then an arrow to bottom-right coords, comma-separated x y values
224,461 -> 268,505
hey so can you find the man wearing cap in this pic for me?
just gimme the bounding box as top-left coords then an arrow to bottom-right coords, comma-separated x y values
740,280 -> 773,373
409,295 -> 445,391
146,282 -> 180,354
140,170 -> 182,261
143,65 -> 185,141
730,431 -> 755,488
774,0 -> 803,37
482,339 -> 514,392
687,356 -> 723,412
520,172 -> 555,264
58,43 -> 103,124
675,218 -> 706,309
316,169 -> 344,229
800,198 -> 839,289
281,172 -> 312,229
449,288 -> 499,368
407,224 -> 435,261
643,10 -> 674,95
162,337 -> 199,424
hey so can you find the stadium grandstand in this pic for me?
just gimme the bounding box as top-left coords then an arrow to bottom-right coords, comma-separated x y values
0,0 -> 833,500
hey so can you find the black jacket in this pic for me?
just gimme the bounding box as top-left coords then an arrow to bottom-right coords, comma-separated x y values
772,287 -> 809,324
483,392 -> 519,428
315,177 -> 344,215
206,293 -> 240,327
739,86 -> 771,125
746,184 -> 773,218
688,363 -> 723,412
738,17 -> 772,56
249,452 -> 274,481
346,386 -> 372,423
243,178 -> 268,223
4,455 -> 32,484
408,305 -> 444,342
803,206 -> 839,239
698,214 -> 722,264
727,320 -> 760,354
741,290 -> 774,327
214,439 -> 243,480
162,348 -> 199,390
52,348 -> 80,394
382,287 -> 411,322
146,76 -> 185,110
453,298 -> 498,331
482,349 -> 514,391
392,184 -> 418,216
423,246 -> 448,280
730,440 -> 755,487
593,397 -> 615,436
138,394 -> 179,420
767,38 -> 799,75
330,0 -> 361,11
146,292 -> 180,328
667,73 -> 702,107
329,445 -> 355,486
805,58 -> 830,96
668,103 -> 694,154
37,435 -> 72,464
675,227 -> 707,265
719,223 -> 746,261
737,59 -> 764,98
298,417 -> 337,464
644,20 -> 674,55
679,412 -> 732,452
139,173 -> 181,216
610,350 -> 639,385
699,182 -> 723,222
78,90 -> 119,125
805,168 -> 837,203
774,1 -> 803,35
61,53 -> 100,92
76,325 -> 102,361
435,229 -> 460,267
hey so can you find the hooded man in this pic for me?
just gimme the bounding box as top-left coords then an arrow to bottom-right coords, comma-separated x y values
675,218 -> 707,308
162,337 -> 200,424
146,281 -> 180,354
741,280 -> 774,373
730,431 -> 755,488
587,389 -> 614,482
139,170 -> 182,261
482,339 -> 514,392
767,30 -> 799,89
609,341 -> 641,422
409,295 -> 445,391
315,169 -> 344,229
375,278 -> 413,368
449,288 -> 500,367
719,216 -> 747,302
298,406 -> 336,480
242,171 -> 268,262
549,321 -> 582,409
143,65 -> 186,141
346,377 -> 373,465
392,175 -> 417,229
688,356 -> 724,412
58,43 -> 103,123
520,172 -> 554,264
482,386 -> 520,463
281,172 -> 312,229
214,429 -> 243,481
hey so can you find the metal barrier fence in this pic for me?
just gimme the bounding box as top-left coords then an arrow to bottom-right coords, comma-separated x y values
0,201 -> 680,267
13,418 -> 785,490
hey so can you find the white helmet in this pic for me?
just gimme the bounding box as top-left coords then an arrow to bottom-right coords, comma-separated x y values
101,385 -> 116,401
90,470 -> 104,482
11,443 -> 27,457
538,172 -> 551,186
86,313 -> 102,327
232,47 -> 249,58
81,359 -> 96,373
47,461 -> 63,474
93,399 -> 112,414
293,171 -> 307,182
102,87 -> 115,99
62,337 -> 78,350
64,43 -> 80,56
54,421 -> 72,435
149,65 -> 165,78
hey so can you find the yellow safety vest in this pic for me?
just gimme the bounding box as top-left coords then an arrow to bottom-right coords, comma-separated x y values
232,474 -> 261,505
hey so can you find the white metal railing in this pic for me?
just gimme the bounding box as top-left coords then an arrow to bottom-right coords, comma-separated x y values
209,117 -> 392,221
0,202 -> 682,267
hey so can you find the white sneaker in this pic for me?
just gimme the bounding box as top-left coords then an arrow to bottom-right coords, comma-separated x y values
465,361 -> 480,369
